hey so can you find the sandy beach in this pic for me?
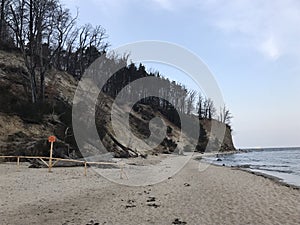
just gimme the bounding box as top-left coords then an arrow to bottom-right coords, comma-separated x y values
0,155 -> 300,225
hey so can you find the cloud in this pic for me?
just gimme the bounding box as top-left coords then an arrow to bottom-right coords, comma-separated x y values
197,0 -> 300,60
62,0 -> 300,61
90,0 -> 129,12
151,0 -> 173,10
149,0 -> 198,11
260,36 -> 280,60
150,0 -> 300,60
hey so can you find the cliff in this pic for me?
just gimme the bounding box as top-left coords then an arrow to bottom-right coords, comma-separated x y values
0,50 -> 235,159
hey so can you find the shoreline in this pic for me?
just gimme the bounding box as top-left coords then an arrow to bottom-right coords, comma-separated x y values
2,149 -> 298,190
200,159 -> 300,190
243,168 -> 300,190
197,150 -> 300,189
3,149 -> 299,189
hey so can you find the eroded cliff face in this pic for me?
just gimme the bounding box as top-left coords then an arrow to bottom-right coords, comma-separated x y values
0,50 -> 235,159
199,119 -> 235,152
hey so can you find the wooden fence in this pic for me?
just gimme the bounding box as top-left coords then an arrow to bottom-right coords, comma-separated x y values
0,155 -> 128,179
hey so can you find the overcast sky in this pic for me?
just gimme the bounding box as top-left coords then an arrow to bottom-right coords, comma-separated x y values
62,0 -> 300,148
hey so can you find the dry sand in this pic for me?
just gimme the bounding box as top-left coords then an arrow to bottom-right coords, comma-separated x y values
0,155 -> 300,225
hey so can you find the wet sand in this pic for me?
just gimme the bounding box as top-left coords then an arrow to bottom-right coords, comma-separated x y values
0,155 -> 299,225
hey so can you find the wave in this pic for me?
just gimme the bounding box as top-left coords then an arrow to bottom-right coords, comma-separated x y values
202,148 -> 300,187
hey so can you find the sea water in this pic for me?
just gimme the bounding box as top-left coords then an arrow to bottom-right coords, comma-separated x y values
203,148 -> 300,187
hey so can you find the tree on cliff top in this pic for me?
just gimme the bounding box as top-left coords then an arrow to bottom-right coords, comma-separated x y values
6,0 -> 108,103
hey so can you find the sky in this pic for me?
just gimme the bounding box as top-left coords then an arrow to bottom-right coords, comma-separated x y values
61,0 -> 300,148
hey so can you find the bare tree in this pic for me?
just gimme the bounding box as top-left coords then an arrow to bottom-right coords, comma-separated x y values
0,0 -> 15,48
0,0 -> 7,42
9,0 -> 54,102
197,94 -> 204,119
9,0 -> 77,102
219,105 -> 233,125
203,98 -> 215,119
74,24 -> 108,77
50,6 -> 77,70
178,85 -> 187,114
186,90 -> 196,115
64,27 -> 79,73
8,0 -> 25,48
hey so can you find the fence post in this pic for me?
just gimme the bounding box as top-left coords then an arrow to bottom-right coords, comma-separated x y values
84,162 -> 87,176
17,157 -> 20,171
48,141 -> 54,172
48,136 -> 56,173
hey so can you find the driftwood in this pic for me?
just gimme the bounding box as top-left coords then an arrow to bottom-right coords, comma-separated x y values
28,158 -> 83,167
106,132 -> 138,158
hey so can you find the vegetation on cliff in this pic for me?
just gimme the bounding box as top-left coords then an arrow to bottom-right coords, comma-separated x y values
0,0 -> 235,159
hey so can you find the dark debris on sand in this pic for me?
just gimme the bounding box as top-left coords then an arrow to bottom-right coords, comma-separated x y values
85,219 -> 100,225
172,218 -> 187,224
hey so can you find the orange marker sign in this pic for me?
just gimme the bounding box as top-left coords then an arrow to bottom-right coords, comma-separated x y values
48,136 -> 56,143
48,136 -> 56,172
